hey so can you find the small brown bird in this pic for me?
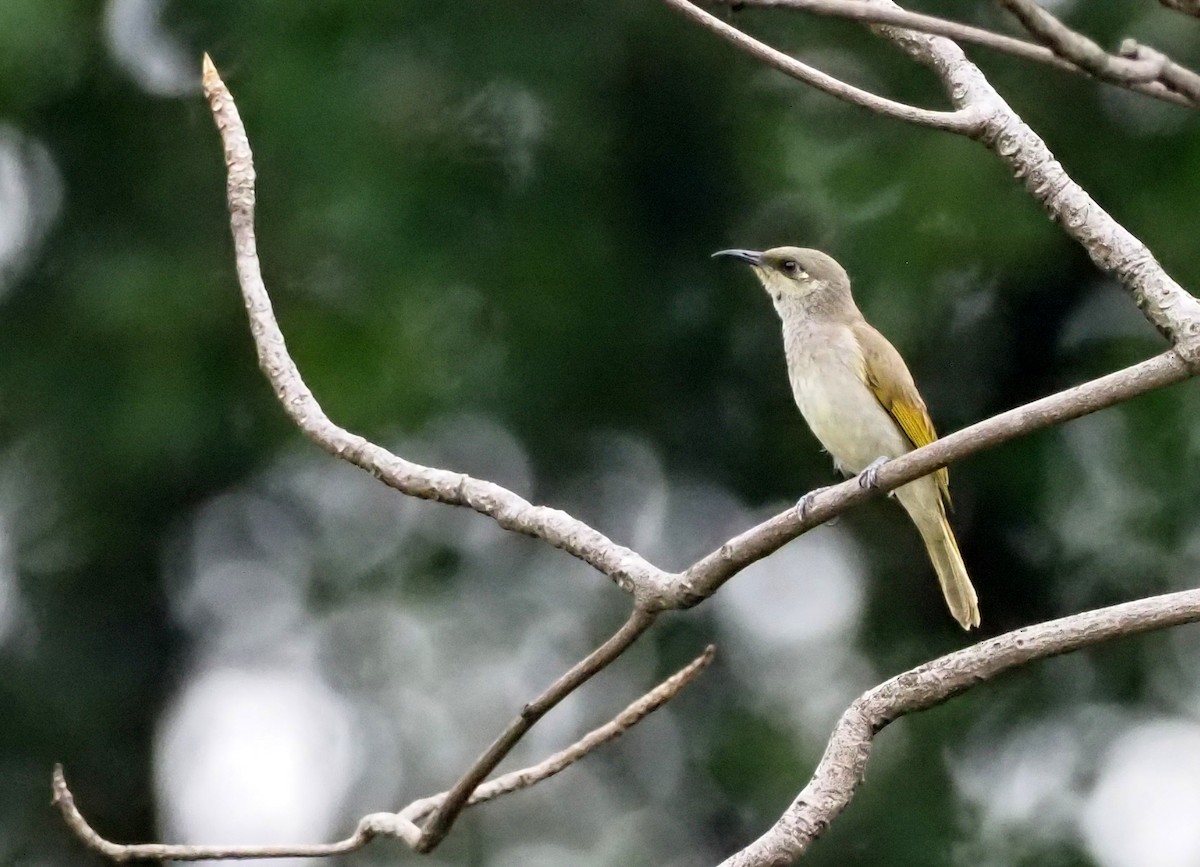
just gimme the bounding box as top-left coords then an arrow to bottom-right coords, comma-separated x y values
715,246 -> 980,629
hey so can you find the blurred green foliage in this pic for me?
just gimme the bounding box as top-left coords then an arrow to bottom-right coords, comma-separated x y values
1,1 -> 1199,865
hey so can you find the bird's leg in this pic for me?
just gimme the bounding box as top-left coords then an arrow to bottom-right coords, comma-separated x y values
857,456 -> 890,490
795,486 -> 833,522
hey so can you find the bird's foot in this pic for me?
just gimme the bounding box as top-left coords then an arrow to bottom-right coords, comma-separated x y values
857,457 -> 889,490
795,486 -> 833,522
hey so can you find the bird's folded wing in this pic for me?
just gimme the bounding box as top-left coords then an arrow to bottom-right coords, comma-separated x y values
853,321 -> 952,507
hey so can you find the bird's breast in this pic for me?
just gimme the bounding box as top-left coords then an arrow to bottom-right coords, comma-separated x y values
782,324 -> 910,475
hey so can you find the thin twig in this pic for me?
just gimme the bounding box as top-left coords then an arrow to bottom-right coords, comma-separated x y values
661,0 -> 983,132
415,605 -> 659,850
400,644 -> 716,823
998,0 -> 1200,102
53,641 -> 712,861
52,763 -> 384,861
718,0 -> 1192,106
720,587 -> 1200,866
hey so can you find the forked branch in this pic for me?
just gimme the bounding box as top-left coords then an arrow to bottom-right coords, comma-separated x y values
998,0 -> 1200,103
667,0 -> 982,131
399,644 -> 716,824
200,55 -> 671,605
414,606 -> 659,850
53,643 -> 715,861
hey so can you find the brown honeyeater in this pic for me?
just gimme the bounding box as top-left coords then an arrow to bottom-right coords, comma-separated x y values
715,246 -> 980,629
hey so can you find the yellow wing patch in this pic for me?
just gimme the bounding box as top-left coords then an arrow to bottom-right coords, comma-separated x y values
872,388 -> 952,508
856,325 -> 952,508
886,395 -> 938,449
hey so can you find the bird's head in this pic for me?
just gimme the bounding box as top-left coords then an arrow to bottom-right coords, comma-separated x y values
712,246 -> 853,315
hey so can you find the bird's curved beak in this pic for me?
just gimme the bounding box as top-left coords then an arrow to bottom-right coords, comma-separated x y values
711,249 -> 764,266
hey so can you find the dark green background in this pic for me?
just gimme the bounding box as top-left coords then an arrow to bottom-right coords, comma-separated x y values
2,1 -> 1198,865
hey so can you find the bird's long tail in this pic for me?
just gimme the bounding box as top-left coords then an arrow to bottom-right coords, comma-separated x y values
896,482 -> 980,630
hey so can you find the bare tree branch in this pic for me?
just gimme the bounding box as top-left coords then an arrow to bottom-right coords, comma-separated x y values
999,0 -> 1168,82
720,0 -> 1193,107
53,643 -> 713,862
656,4 -> 1200,861
719,588 -> 1200,866
1119,37 -> 1200,102
888,11 -> 1200,352
998,0 -> 1200,102
414,605 -> 659,850
664,0 -> 982,131
67,40 -> 1190,866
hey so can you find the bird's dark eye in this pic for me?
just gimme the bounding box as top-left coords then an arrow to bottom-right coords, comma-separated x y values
781,260 -> 798,274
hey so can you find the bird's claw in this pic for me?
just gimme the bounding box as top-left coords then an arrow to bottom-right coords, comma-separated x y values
795,486 -> 832,522
857,457 -> 889,490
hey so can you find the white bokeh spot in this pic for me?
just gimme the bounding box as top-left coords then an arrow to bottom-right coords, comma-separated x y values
0,126 -> 62,300
155,666 -> 360,858
104,0 -> 195,96
1082,720 -> 1200,867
